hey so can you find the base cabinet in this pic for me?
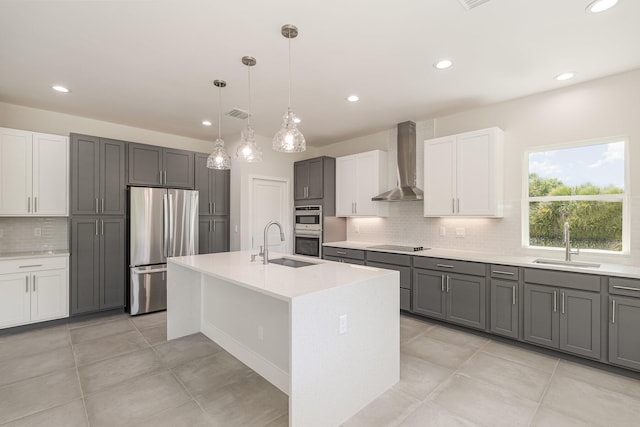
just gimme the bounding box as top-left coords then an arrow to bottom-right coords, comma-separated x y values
366,251 -> 412,311
199,216 -> 229,254
323,247 -> 365,265
609,295 -> 640,370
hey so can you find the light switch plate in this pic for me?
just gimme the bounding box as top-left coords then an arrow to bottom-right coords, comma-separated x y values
455,227 -> 465,238
339,314 -> 348,335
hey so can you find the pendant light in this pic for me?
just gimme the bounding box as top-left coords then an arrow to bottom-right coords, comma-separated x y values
236,56 -> 263,162
273,24 -> 306,153
206,80 -> 231,170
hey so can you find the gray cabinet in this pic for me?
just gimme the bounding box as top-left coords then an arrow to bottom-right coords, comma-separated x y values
413,257 -> 487,330
199,216 -> 229,254
195,153 -> 229,215
323,246 -> 365,265
608,277 -> 640,370
366,251 -> 412,311
128,143 -> 194,188
490,265 -> 519,339
70,134 -> 126,216
523,269 -> 601,359
294,156 -> 336,215
70,217 -> 125,314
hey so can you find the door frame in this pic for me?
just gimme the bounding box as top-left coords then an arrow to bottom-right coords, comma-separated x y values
244,175 -> 292,253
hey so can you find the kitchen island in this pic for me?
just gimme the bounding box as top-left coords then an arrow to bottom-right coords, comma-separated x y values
167,251 -> 399,427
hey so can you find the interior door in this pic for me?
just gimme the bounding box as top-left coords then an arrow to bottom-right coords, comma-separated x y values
250,177 -> 289,253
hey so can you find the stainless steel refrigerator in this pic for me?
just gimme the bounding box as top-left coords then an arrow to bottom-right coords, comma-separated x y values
129,187 -> 198,315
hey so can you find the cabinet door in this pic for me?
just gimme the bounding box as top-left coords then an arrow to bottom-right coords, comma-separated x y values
195,154 -> 213,215
424,137 -> 455,216
306,157 -> 324,199
456,131 -> 492,215
609,296 -> 640,370
100,217 -> 126,309
0,273 -> 31,328
198,218 -> 212,254
100,139 -> 126,215
32,133 -> 68,215
70,134 -> 100,215
212,169 -> 229,215
294,160 -> 309,200
354,152 -> 377,215
70,218 -> 100,314
490,279 -> 518,338
335,156 -> 356,216
212,217 -> 229,253
31,269 -> 68,322
524,283 -> 559,348
559,289 -> 601,359
164,148 -> 194,188
0,128 -> 32,215
412,269 -> 446,320
128,143 -> 162,186
447,273 -> 486,330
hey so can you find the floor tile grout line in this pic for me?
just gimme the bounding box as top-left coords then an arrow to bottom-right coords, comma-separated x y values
526,358 -> 560,427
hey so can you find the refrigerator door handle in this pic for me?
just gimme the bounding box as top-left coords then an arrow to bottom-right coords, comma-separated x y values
163,194 -> 169,258
168,193 -> 174,257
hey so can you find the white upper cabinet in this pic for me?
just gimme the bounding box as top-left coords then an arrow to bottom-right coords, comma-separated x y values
424,127 -> 504,217
0,127 -> 69,216
336,150 -> 388,217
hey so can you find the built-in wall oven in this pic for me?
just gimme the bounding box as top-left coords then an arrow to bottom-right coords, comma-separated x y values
294,205 -> 322,257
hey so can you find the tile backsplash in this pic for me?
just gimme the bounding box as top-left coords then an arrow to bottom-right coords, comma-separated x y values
0,217 -> 68,253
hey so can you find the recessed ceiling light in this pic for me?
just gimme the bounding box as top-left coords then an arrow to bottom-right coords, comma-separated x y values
202,120 -> 212,126
555,72 -> 576,81
586,0 -> 618,13
52,85 -> 70,93
346,95 -> 360,102
433,59 -> 453,70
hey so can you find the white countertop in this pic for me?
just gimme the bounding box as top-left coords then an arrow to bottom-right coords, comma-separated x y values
168,250 -> 398,301
324,241 -> 640,279
0,250 -> 69,260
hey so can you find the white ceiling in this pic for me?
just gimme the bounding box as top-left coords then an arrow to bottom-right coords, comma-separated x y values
1,0 -> 639,146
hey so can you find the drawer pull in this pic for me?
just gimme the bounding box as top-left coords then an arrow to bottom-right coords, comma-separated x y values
436,264 -> 454,269
492,270 -> 515,276
612,285 -> 640,292
512,285 -> 516,305
336,251 -> 347,255
19,264 -> 43,268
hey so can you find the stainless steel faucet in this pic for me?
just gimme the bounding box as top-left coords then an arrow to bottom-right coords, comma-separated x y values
262,220 -> 285,265
563,221 -> 580,261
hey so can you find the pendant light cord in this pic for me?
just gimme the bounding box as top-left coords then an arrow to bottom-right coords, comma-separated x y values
217,85 -> 222,140
288,34 -> 292,109
247,64 -> 252,127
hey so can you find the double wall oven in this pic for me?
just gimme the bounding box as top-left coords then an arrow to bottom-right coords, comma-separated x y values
294,205 -> 322,257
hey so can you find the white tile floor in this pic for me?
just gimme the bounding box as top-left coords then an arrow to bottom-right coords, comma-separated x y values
1,312 -> 639,426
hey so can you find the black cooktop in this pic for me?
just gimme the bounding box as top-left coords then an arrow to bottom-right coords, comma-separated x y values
367,244 -> 428,252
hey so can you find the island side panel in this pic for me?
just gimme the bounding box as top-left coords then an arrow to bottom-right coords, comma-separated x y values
289,271 -> 400,427
167,262 -> 203,340
200,274 -> 290,394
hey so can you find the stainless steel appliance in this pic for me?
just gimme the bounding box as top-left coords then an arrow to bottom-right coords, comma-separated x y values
294,205 -> 322,257
367,244 -> 427,252
129,186 -> 198,315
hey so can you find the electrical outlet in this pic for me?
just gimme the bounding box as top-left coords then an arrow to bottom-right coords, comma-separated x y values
339,314 -> 348,335
34,228 -> 41,237
455,227 -> 465,238
258,325 -> 264,340
439,226 -> 446,236
234,225 -> 238,233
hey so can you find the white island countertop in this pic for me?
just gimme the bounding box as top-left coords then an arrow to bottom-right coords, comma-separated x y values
168,250 -> 395,301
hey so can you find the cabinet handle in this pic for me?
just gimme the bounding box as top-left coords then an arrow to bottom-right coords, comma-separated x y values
27,197 -> 31,213
492,270 -> 515,276
561,291 -> 565,314
34,197 -> 37,213
456,198 -> 460,213
95,198 -> 99,213
33,276 -> 36,292
101,219 -> 104,235
213,202 -> 216,214
25,276 -> 29,293
213,220 -> 216,232
336,251 -> 347,255
553,291 -> 557,312
209,220 -> 211,233
95,220 -> 99,236
512,285 -> 516,305
354,202 -> 357,214
159,170 -> 163,184
101,198 -> 104,213
436,263 -> 454,269
612,285 -> 640,292
441,275 -> 445,292
19,264 -> 42,268
452,198 -> 455,214
164,170 -> 167,184
612,299 -> 616,324
446,275 -> 450,293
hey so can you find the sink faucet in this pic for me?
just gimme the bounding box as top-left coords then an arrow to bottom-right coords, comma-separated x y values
262,220 -> 285,265
563,221 -> 580,261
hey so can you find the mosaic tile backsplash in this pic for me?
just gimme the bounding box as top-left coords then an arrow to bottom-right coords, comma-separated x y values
0,217 -> 68,253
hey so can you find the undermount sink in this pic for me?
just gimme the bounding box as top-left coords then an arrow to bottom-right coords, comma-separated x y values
269,258 -> 317,268
532,258 -> 601,268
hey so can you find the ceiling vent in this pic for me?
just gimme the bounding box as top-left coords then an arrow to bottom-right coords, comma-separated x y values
458,0 -> 491,10
225,108 -> 250,120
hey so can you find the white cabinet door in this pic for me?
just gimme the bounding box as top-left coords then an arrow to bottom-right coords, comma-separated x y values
354,152 -> 379,216
336,156 -> 356,216
0,273 -> 31,328
0,128 -> 32,215
336,150 -> 388,217
424,137 -> 455,216
31,269 -> 69,322
457,131 -> 492,215
33,133 -> 69,215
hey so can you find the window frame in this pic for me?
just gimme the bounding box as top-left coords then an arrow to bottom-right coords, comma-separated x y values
522,136 -> 630,254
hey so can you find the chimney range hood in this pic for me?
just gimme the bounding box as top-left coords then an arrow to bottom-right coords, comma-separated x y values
372,121 -> 424,202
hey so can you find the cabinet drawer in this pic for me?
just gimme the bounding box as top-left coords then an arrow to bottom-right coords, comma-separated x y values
490,265 -> 519,281
609,277 -> 640,297
323,246 -> 365,260
0,256 -> 68,274
523,268 -> 600,292
413,257 -> 485,276
366,251 -> 411,267
366,261 -> 411,289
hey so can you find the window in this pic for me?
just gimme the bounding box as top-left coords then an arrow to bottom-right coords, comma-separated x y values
524,139 -> 627,252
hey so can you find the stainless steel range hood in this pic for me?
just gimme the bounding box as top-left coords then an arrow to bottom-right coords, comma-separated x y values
372,121 -> 424,201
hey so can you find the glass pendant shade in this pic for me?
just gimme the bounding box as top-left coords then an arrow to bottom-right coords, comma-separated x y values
207,137 -> 231,169
235,125 -> 263,162
272,108 -> 305,152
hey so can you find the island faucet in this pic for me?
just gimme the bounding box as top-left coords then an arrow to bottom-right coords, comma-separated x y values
563,221 -> 580,261
262,220 -> 285,265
